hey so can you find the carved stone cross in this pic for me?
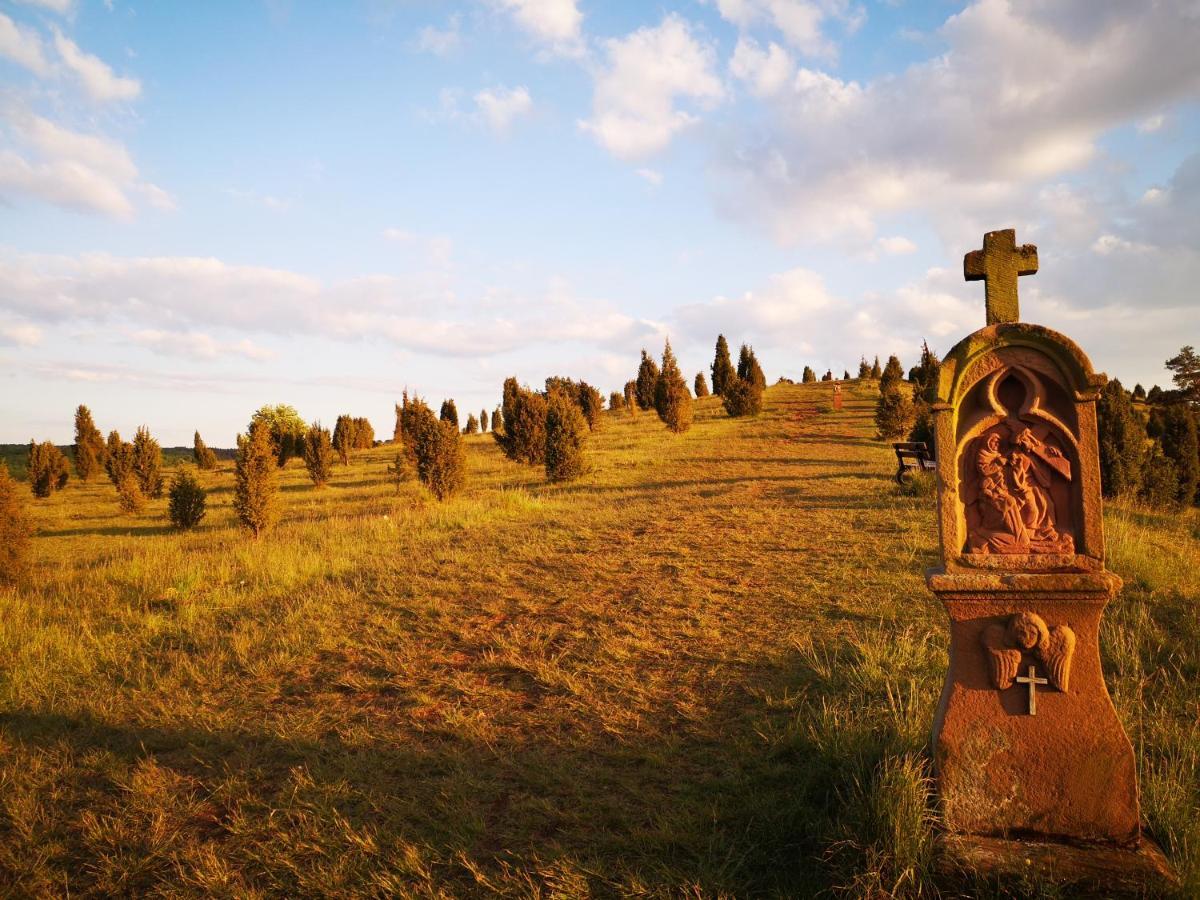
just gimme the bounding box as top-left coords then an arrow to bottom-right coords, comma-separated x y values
964,228 -> 1038,325
1015,664 -> 1049,716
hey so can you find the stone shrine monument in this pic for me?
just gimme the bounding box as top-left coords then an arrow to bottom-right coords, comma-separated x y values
832,383 -> 843,410
925,229 -> 1176,891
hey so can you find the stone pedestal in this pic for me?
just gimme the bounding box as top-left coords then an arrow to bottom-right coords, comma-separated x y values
927,571 -> 1138,843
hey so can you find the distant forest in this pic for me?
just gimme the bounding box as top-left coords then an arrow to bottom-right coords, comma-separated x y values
0,444 -> 235,481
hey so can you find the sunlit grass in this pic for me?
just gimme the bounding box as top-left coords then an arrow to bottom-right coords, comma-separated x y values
0,382 -> 1195,896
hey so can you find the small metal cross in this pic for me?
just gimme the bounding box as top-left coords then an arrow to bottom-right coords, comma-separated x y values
1014,664 -> 1049,716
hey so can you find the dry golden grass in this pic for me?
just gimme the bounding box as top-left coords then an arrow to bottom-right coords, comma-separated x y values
0,381 -> 1196,897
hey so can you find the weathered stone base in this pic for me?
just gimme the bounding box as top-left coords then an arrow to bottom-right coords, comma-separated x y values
936,833 -> 1179,897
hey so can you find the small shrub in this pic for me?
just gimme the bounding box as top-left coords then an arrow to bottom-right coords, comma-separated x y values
464,414 -> 479,435
494,377 -> 547,465
352,417 -> 374,449
116,475 -> 145,514
624,381 -> 638,417
73,405 -> 106,481
404,397 -> 466,500
723,376 -> 763,417
694,372 -> 709,397
439,399 -> 459,428
193,430 -> 218,470
802,366 -> 817,383
0,462 -> 33,584
167,470 -> 207,529
480,408 -> 489,432
880,354 -> 904,390
711,335 -> 735,396
655,339 -> 693,434
609,390 -> 624,411
876,387 -> 915,440
870,356 -> 882,379
105,431 -> 134,486
386,450 -> 410,493
27,440 -> 69,498
635,350 -> 660,410
132,426 -> 164,498
858,357 -> 872,378
1139,448 -> 1180,509
578,382 -> 603,431
235,423 -> 279,538
303,422 -> 335,487
333,414 -> 353,464
545,390 -> 588,482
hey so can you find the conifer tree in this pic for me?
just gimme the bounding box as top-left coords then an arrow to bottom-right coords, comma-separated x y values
802,366 -> 817,383
439,399 -> 459,428
871,356 -> 882,379
105,431 -> 134,486
1096,379 -> 1146,498
132,426 -> 164,498
116,475 -> 145,514
843,370 -> 851,381
352,417 -> 374,449
27,441 -> 69,498
1165,345 -> 1200,406
386,449 -> 410,493
0,462 -> 32,584
168,470 -> 207,529
694,372 -> 709,397
493,406 -> 503,434
73,405 -> 105,481
821,370 -> 833,382
577,382 -> 604,431
723,376 -> 763,417
1150,404 -> 1199,505
481,408 -> 489,432
1139,446 -> 1180,508
494,377 -> 548,464
193,431 -> 218,470
880,354 -> 904,390
746,347 -> 767,390
250,404 -> 307,467
875,387 -> 915,440
394,399 -> 406,444
654,340 -> 694,433
711,335 -> 735,396
464,414 -> 479,435
1147,385 -> 1163,404
332,415 -> 353,465
401,396 -> 466,500
737,344 -> 752,380
624,381 -> 638,417
635,350 -> 660,410
1132,384 -> 1146,401
545,389 -> 588,482
235,423 -> 279,538
303,422 -> 335,487
857,358 -> 871,379
609,390 -> 624,411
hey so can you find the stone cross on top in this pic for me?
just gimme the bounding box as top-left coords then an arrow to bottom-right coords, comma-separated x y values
964,228 -> 1038,325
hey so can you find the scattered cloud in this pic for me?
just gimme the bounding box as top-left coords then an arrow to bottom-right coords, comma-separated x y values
0,12 -> 53,76
416,14 -> 462,56
0,319 -> 42,346
224,187 -> 290,211
876,235 -> 917,256
13,0 -> 73,13
474,85 -> 533,134
129,329 -> 276,361
53,28 -> 141,101
713,0 -> 1200,246
636,167 -> 663,186
713,0 -> 864,60
0,106 -> 171,218
1137,113 -> 1166,134
491,0 -> 584,57
580,14 -> 724,159
729,36 -> 793,97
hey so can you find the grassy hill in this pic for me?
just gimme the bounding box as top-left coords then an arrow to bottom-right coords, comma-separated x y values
1,382 -> 1196,896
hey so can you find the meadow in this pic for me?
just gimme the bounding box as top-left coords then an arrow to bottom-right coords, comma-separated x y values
1,381 -> 1196,898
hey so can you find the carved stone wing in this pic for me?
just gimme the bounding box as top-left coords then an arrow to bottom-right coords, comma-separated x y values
981,623 -> 1021,690
1038,624 -> 1076,692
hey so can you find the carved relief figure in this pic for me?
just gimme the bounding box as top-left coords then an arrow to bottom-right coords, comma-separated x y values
981,611 -> 1076,692
964,423 -> 1075,555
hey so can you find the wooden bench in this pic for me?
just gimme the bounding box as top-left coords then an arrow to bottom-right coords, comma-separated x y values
893,441 -> 936,485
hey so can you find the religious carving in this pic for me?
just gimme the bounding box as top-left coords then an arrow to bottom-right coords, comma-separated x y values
964,421 -> 1075,554
980,612 -> 1075,694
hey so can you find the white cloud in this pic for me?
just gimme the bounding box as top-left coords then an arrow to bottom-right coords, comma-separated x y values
0,12 -> 53,76
714,0 -> 862,60
714,0 -> 1200,246
0,319 -> 42,347
876,235 -> 917,255
382,228 -> 453,267
53,28 -> 140,101
0,108 -> 170,218
13,0 -> 73,13
1137,113 -> 1166,134
729,37 -> 793,97
580,14 -> 724,159
474,85 -> 533,134
0,250 -> 660,360
416,14 -> 462,56
492,0 -> 583,56
636,167 -> 663,186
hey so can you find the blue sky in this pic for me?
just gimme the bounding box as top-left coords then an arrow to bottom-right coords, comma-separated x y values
2,0 -> 1199,445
